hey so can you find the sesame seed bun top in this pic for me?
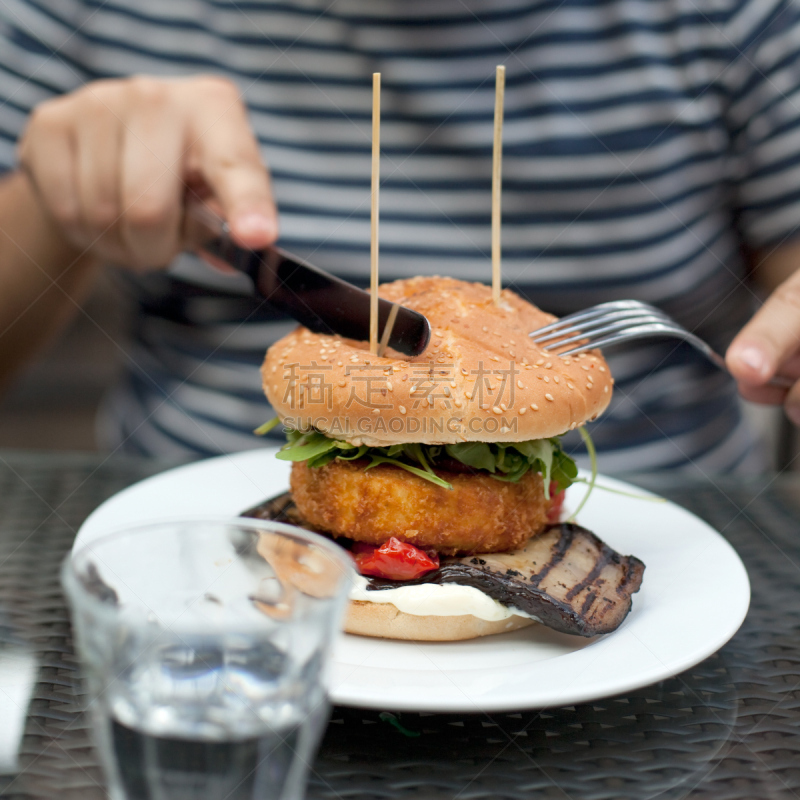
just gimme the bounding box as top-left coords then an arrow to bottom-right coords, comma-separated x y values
261,276 -> 613,447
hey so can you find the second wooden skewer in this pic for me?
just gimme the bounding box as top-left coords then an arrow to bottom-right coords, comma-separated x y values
370,72 -> 381,355
492,65 -> 506,306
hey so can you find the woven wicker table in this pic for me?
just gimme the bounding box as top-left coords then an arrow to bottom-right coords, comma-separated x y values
0,450 -> 798,800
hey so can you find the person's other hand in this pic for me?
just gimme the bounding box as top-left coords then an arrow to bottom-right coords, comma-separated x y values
726,269 -> 800,425
17,75 -> 276,270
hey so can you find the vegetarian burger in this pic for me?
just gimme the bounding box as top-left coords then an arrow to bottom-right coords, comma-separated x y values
260,277 -> 622,641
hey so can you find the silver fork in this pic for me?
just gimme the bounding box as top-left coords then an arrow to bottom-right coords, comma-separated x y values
529,299 -> 793,389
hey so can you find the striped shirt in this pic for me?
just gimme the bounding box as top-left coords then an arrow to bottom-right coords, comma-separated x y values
3,0 -> 800,473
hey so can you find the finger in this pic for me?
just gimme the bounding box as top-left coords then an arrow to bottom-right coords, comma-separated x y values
726,270 -> 800,385
74,88 -> 124,253
17,101 -> 82,239
776,354 -> 800,424
119,80 -> 185,267
735,381 -> 790,406
185,79 -> 277,248
786,382 -> 800,425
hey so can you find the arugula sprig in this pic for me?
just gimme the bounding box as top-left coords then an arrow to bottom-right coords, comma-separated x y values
274,428 -> 578,495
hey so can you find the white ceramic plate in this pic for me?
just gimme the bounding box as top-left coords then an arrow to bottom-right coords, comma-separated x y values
75,449 -> 750,713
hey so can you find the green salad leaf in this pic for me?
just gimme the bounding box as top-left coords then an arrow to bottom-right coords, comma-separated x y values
276,428 -> 579,494
253,416 -> 282,436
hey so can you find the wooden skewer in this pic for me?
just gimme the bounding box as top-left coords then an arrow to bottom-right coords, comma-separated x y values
370,72 -> 381,355
492,65 -> 505,306
377,302 -> 399,358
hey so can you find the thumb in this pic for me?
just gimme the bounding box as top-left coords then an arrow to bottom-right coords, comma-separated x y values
726,270 -> 800,385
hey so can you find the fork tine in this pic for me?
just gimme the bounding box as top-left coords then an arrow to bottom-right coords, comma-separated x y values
541,317 -> 670,350
529,300 -> 668,339
533,310 -> 668,344
552,321 -> 693,355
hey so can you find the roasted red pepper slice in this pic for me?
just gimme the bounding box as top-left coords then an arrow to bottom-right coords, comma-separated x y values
546,481 -> 566,523
354,537 -> 440,581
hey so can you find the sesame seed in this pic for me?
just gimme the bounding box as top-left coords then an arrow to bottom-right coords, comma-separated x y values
545,393 -> 554,401
581,365 -> 590,371
535,359 -> 545,367
604,385 -> 609,393
444,387 -> 451,397
586,384 -> 592,390
480,403 -> 490,410
545,362 -> 552,369
402,374 -> 408,381
500,426 -> 511,434
454,399 -> 462,408
465,391 -> 473,399
461,368 -> 469,375
567,382 -> 574,390
543,376 -> 550,383
509,351 -> 516,357
482,326 -> 488,332
410,386 -> 418,394
510,339 -> 516,345
493,406 -> 502,414
372,408 -> 380,414
519,406 -> 527,415
428,397 -> 435,406
531,403 -> 539,411
553,376 -> 560,384
599,366 -> 606,372
525,364 -> 532,370
517,380 -> 524,389
399,405 -> 407,414
387,382 -> 393,391
338,380 -> 346,387
271,366 -> 277,374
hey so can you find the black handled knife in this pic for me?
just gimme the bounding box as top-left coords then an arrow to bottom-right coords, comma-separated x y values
189,205 -> 430,357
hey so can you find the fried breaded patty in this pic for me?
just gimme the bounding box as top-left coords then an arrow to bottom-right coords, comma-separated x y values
290,459 -> 550,555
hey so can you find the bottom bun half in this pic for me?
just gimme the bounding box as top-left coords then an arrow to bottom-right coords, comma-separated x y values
344,599 -> 536,642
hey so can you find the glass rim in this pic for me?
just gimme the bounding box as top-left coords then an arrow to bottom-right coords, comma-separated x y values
62,515 -> 355,611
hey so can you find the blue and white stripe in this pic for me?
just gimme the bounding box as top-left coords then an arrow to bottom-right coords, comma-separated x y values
3,0 -> 800,472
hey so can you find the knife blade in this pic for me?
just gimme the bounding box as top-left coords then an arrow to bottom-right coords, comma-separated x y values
188,204 -> 431,357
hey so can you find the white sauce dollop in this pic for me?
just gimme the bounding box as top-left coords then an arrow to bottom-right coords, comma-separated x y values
349,575 -> 538,623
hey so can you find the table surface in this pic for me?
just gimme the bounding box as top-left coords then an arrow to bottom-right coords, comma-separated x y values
0,450 -> 798,800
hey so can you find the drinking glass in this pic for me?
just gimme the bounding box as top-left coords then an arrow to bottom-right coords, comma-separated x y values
62,518 -> 353,800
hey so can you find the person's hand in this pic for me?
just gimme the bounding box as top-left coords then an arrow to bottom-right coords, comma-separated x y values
726,270 -> 800,424
16,75 -> 277,270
